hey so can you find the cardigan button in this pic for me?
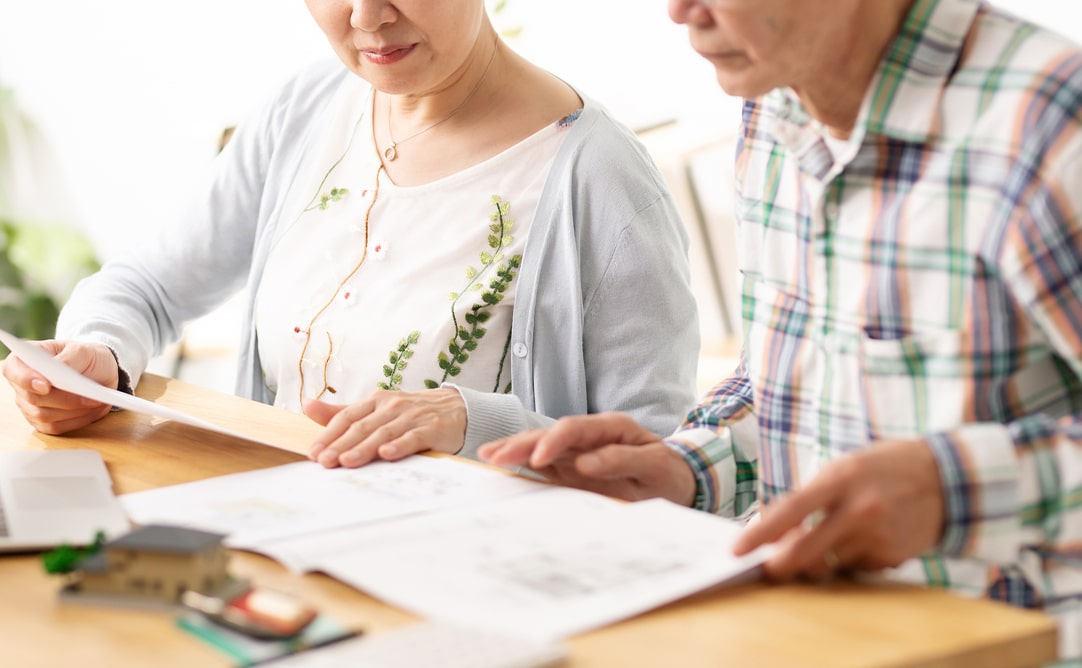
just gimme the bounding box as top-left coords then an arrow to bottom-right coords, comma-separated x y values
512,342 -> 528,358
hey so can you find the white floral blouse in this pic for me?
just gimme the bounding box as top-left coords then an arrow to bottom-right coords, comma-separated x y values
255,82 -> 579,411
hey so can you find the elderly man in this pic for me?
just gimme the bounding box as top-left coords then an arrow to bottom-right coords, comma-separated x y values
481,0 -> 1082,658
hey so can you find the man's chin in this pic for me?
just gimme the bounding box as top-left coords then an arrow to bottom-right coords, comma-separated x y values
715,73 -> 775,100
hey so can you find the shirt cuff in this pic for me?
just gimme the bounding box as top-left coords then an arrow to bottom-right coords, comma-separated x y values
925,423 -> 1022,564
663,426 -> 734,516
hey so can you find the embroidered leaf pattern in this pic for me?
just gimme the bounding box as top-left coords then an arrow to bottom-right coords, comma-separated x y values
316,187 -> 349,211
377,331 -> 420,391
427,196 -> 521,387
493,328 -> 513,393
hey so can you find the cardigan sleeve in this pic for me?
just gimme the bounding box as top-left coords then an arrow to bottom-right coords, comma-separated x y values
56,62 -> 343,388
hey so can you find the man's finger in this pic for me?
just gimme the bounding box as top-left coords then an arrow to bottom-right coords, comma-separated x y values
478,430 -> 549,467
530,413 -> 652,468
733,474 -> 843,556
573,444 -> 656,481
759,499 -> 869,580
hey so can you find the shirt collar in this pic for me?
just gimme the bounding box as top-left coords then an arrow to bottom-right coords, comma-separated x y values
759,0 -> 982,176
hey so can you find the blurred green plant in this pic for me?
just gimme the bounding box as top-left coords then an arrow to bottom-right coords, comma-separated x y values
0,220 -> 99,341
41,530 -> 106,575
0,83 -> 100,351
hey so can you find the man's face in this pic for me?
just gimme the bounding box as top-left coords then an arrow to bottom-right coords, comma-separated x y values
668,0 -> 859,98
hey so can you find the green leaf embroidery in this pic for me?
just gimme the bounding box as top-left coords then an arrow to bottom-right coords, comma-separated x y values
435,195 -> 521,384
376,331 -> 420,391
316,187 -> 349,211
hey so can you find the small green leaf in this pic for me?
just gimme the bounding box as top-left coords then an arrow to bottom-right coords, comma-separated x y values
479,251 -> 493,265
448,366 -> 462,377
488,235 -> 500,248
383,365 -> 394,377
424,379 -> 439,389
464,340 -> 478,351
465,266 -> 477,279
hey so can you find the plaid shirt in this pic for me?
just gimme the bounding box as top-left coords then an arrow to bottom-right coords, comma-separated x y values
665,0 -> 1082,654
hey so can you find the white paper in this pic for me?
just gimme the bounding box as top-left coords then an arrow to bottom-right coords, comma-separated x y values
121,455 -> 549,570
0,327 -> 261,443
313,487 -> 773,641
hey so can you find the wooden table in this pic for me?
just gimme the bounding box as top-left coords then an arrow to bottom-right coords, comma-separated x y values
0,374 -> 1059,667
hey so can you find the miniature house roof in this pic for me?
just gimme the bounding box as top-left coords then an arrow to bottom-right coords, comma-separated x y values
106,524 -> 226,554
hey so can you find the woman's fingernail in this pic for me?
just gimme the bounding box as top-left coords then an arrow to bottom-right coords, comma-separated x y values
30,379 -> 48,394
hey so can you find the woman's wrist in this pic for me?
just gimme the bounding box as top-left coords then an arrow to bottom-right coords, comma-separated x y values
104,346 -> 134,395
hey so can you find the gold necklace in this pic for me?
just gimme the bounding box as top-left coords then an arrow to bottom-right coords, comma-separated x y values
383,39 -> 499,161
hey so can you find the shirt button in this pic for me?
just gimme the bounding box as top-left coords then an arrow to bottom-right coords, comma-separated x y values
512,342 -> 528,358
824,202 -> 840,219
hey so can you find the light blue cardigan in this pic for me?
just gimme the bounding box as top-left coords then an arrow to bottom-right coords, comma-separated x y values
58,61 -> 701,455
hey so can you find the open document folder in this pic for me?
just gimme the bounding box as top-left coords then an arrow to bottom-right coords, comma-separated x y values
122,455 -> 773,640
0,328 -> 268,445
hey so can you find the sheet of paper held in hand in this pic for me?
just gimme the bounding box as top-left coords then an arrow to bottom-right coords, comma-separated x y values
0,327 -> 260,444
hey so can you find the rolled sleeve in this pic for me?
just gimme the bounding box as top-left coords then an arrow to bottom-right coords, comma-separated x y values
926,423 -> 1022,564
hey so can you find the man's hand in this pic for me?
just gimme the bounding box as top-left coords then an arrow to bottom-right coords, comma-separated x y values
2,340 -> 119,435
478,412 -> 697,506
733,438 -> 945,580
305,388 -> 467,468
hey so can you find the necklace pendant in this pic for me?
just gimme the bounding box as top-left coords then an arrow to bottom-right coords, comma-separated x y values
384,144 -> 398,161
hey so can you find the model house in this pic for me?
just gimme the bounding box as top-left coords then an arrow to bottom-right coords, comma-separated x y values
71,524 -> 233,605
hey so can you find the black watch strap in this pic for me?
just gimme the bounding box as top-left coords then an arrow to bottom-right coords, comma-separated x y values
105,346 -> 134,396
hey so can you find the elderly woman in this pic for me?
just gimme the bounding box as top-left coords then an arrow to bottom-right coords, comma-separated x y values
1,0 -> 699,467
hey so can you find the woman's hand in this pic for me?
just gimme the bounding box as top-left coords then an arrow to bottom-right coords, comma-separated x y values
305,388 -> 468,468
1,340 -> 120,435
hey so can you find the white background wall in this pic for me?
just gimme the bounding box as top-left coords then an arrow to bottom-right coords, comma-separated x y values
0,0 -> 733,258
